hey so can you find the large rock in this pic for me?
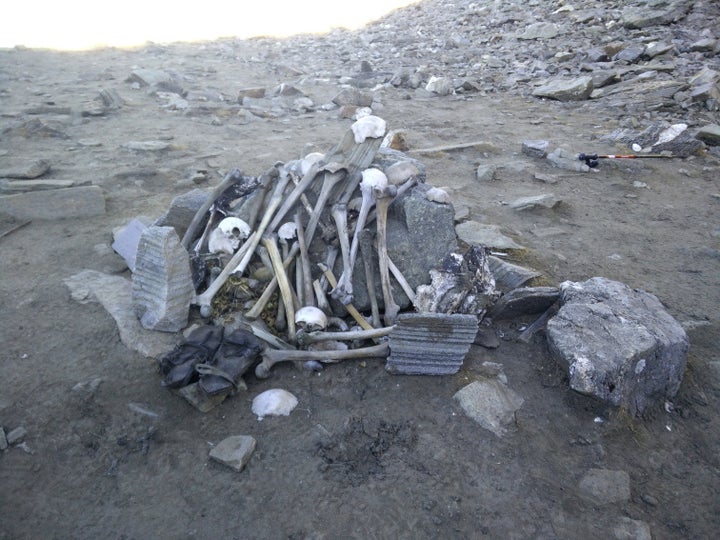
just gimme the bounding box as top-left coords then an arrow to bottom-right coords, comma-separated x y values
131,226 -> 195,332
546,277 -> 688,414
333,186 -> 457,313
622,2 -> 691,29
532,77 -> 594,102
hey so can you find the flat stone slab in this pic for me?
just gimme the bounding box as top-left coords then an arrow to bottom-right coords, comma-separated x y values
64,269 -> 178,358
546,277 -> 688,414
209,435 -> 256,472
456,221 -> 524,250
0,185 -> 105,220
386,313 -> 478,375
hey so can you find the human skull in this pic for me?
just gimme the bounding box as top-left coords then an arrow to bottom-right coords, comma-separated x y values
294,306 -> 328,333
208,217 -> 250,255
351,115 -> 387,144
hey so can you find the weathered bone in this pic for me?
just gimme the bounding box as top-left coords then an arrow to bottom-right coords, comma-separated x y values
334,168 -> 387,304
387,254 -> 415,303
195,173 -> 291,316
294,212 -> 315,307
244,243 -> 299,320
318,264 -> 373,331
267,161 -> 322,233
358,230 -> 381,328
313,279 -> 331,313
330,203 -> 353,304
296,325 -> 394,347
262,233 -> 297,343
255,342 -> 389,379
305,170 -> 347,246
276,222 -> 297,329
374,184 -> 400,325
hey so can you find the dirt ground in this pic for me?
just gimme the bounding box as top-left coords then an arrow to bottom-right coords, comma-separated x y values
1,35 -> 719,539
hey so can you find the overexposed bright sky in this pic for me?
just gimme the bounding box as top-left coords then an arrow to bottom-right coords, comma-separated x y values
1,1 -> 420,50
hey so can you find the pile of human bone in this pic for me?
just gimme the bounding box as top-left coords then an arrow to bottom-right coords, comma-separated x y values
112,115 -> 509,396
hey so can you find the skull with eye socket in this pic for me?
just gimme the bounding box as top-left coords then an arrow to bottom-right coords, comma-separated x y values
208,217 -> 251,255
294,306 -> 328,334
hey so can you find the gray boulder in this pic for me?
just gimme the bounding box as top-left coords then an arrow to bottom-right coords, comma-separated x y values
154,189 -> 209,239
335,187 -> 457,313
532,77 -> 594,102
546,277 -> 688,414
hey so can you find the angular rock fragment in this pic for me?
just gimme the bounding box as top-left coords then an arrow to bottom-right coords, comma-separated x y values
546,277 -> 689,414
622,3 -> 691,29
696,124 -> 720,146
488,286 -> 559,320
0,159 -> 51,179
521,140 -> 549,158
154,189 -> 209,239
516,22 -> 560,40
532,76 -> 594,101
487,256 -> 541,293
455,222 -> 524,250
454,379 -> 524,437
509,193 -> 560,211
209,435 -> 256,472
386,313 -> 478,375
132,226 -> 195,333
112,218 -> 150,272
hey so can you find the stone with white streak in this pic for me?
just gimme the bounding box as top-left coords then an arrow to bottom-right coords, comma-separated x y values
546,277 -> 688,414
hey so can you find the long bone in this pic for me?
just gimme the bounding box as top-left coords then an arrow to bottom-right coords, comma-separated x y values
387,254 -> 416,303
181,168 -> 260,250
195,173 -> 291,317
330,203 -> 353,304
276,222 -> 297,330
333,168 -> 387,304
244,243 -> 299,320
318,264 -> 373,331
296,325 -> 394,348
255,342 -> 389,379
294,212 -> 315,307
262,233 -> 297,343
358,230 -> 381,328
375,184 -> 400,325
269,121 -> 385,242
304,170 -> 347,246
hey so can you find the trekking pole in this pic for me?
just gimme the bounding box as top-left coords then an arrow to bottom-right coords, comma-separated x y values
578,152 -> 672,168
